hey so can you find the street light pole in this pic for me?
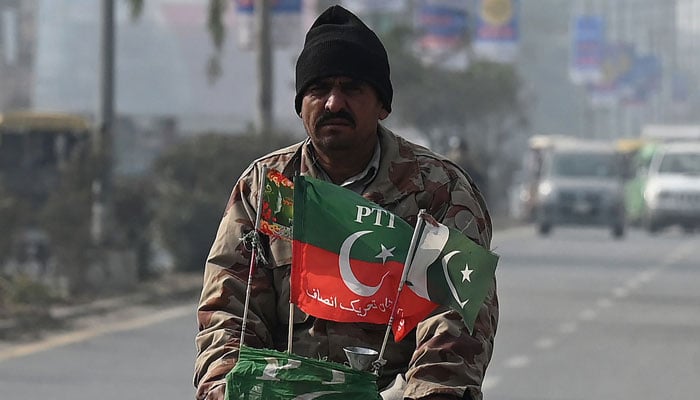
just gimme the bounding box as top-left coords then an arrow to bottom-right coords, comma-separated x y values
255,0 -> 273,137
92,0 -> 115,245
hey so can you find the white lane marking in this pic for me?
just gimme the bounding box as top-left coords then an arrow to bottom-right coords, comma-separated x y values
482,375 -> 501,390
578,308 -> 597,321
613,287 -> 629,298
496,237 -> 698,380
607,239 -> 693,306
492,225 -> 533,242
534,337 -> 556,350
0,305 -> 192,363
637,270 -> 656,284
597,298 -> 613,308
558,322 -> 577,334
504,355 -> 530,368
625,278 -> 641,290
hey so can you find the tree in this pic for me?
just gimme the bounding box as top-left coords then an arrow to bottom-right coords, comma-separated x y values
127,0 -> 228,81
384,27 -> 526,139
151,131 -> 297,271
0,181 -> 27,267
40,151 -> 96,294
383,27 -> 530,209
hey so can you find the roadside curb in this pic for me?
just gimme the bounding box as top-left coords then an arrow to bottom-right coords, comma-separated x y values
0,272 -> 203,340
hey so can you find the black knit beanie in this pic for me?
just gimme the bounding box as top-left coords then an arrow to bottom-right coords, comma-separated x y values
294,5 -> 392,114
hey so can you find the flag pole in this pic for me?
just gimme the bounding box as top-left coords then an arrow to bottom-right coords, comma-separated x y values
287,172 -> 299,354
287,303 -> 294,353
239,165 -> 268,349
374,209 -> 427,373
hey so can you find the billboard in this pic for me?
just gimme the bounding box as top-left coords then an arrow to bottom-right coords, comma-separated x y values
569,15 -> 606,85
413,0 -> 469,68
235,0 -> 304,50
472,0 -> 519,63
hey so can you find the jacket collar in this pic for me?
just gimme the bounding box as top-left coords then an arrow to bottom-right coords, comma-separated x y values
280,125 -> 424,207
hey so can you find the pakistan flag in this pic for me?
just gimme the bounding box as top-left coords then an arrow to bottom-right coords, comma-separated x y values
225,346 -> 380,400
407,214 -> 499,333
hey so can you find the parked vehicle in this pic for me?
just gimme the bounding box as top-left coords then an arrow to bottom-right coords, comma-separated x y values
0,111 -> 91,272
0,111 -> 91,204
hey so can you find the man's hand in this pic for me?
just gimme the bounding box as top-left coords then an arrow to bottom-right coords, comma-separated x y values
204,383 -> 226,400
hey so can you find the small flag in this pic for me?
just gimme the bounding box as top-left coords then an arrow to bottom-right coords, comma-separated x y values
406,214 -> 499,333
260,168 -> 294,240
225,345 -> 380,400
291,176 -> 436,341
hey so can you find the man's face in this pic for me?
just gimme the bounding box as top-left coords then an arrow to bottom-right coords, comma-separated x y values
300,76 -> 389,154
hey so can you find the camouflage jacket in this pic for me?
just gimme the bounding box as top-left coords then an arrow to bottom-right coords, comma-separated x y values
194,125 -> 498,400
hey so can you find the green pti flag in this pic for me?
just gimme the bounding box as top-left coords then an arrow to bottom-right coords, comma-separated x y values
260,168 -> 294,240
225,345 -> 380,400
406,214 -> 499,333
291,176 -> 437,341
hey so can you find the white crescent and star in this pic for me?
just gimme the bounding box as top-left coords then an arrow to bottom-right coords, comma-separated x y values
339,230 -> 391,297
461,263 -> 474,282
441,251 -> 472,309
375,244 -> 396,263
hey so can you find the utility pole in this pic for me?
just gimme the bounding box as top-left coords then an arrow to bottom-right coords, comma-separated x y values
255,0 -> 273,137
92,0 -> 115,245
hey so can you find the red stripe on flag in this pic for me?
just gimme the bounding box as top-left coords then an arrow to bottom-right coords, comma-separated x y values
291,240 -> 436,341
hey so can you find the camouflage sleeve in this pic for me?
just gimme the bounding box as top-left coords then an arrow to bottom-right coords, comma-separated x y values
193,165 -> 279,400
403,163 -> 498,400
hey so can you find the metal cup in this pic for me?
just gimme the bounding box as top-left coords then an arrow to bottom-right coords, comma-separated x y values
343,346 -> 379,371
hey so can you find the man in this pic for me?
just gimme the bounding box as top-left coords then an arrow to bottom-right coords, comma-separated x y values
194,5 -> 497,400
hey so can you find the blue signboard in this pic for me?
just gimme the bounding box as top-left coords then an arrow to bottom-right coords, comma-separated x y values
416,2 -> 469,50
236,0 -> 302,14
570,15 -> 606,85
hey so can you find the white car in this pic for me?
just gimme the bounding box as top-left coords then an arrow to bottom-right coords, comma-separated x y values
643,142 -> 700,233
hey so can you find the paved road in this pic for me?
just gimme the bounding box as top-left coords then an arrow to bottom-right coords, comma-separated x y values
0,301 -> 199,399
485,225 -> 700,400
0,225 -> 698,399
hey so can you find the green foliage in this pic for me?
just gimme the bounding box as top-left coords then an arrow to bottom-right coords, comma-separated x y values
112,176 -> 155,278
127,0 -> 226,82
207,0 -> 227,50
380,26 -> 529,207
0,274 -> 56,334
0,274 -> 55,309
151,132 -> 297,271
205,0 -> 228,83
127,0 -> 144,19
39,151 -> 96,293
0,183 -> 25,266
383,27 -> 526,138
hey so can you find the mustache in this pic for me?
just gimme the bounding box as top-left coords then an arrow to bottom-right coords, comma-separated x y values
315,110 -> 356,129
